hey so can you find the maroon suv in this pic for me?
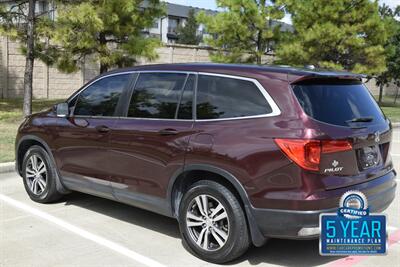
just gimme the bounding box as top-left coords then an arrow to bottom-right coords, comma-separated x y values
16,64 -> 397,263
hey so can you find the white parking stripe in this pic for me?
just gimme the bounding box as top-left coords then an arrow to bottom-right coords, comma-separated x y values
0,194 -> 167,267
391,153 -> 400,157
388,226 -> 398,231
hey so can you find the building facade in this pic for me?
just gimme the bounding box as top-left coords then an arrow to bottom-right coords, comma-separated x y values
0,0 -> 216,44
144,3 -> 216,44
0,1 -> 393,99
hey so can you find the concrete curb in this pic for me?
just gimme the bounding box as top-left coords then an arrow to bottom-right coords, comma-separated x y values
0,162 -> 15,174
392,122 -> 400,128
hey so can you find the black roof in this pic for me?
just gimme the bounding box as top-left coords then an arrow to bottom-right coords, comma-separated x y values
160,2 -> 293,31
0,0 -> 292,31
166,2 -> 218,17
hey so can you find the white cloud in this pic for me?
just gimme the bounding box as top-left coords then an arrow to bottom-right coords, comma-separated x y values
380,0 -> 399,8
280,14 -> 292,25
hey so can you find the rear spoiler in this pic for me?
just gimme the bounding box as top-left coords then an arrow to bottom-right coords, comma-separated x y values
288,72 -> 365,84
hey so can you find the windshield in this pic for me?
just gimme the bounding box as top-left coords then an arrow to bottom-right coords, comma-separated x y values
292,80 -> 386,127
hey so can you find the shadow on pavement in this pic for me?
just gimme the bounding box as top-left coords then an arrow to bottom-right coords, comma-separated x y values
236,239 -> 342,267
61,192 -> 343,266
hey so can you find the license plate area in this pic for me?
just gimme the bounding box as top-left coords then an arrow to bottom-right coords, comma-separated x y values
357,145 -> 381,170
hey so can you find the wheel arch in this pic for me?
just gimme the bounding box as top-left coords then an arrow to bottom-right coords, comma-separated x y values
167,164 -> 268,247
16,134 -> 69,194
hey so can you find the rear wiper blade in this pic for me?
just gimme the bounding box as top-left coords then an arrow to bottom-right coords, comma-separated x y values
346,117 -> 374,123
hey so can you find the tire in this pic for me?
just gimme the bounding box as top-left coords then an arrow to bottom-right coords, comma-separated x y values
178,180 -> 250,263
22,145 -> 63,203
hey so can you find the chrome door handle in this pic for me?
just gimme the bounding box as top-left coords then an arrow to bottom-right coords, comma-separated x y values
95,125 -> 110,133
158,129 -> 178,135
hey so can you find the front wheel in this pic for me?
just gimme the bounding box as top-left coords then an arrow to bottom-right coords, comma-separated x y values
22,145 -> 63,203
178,180 -> 250,263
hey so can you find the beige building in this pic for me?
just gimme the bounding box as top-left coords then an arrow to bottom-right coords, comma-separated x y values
0,36 -> 396,100
0,37 -> 276,99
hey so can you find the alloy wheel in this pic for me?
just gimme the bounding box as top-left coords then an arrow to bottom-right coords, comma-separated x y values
25,154 -> 47,195
186,194 -> 230,251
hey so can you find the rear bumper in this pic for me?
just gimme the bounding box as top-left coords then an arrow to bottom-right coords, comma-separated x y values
250,170 -> 397,240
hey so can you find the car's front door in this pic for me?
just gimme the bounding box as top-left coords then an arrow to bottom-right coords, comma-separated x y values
54,73 -> 134,199
108,72 -> 195,214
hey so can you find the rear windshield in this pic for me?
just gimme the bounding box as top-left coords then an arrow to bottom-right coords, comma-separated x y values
292,80 -> 386,127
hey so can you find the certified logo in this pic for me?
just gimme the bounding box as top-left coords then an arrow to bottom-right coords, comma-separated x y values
338,191 -> 369,219
320,190 -> 387,255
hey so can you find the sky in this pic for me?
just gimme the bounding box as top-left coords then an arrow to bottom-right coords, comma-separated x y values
164,0 -> 399,24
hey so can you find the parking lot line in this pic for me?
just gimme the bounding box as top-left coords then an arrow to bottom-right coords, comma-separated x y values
0,193 -> 168,267
391,153 -> 400,157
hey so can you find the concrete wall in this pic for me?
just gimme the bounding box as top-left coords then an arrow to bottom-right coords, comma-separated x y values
1,36 -> 394,99
0,37 -> 274,99
364,79 -> 398,97
0,36 -> 93,99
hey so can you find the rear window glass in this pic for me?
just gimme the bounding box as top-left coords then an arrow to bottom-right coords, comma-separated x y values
292,80 -> 386,127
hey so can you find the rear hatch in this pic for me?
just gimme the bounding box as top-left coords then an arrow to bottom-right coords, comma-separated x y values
291,78 -> 393,189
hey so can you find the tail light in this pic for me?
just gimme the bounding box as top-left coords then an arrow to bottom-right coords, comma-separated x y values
274,139 -> 352,171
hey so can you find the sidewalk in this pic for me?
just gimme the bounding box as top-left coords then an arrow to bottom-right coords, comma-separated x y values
0,162 -> 15,174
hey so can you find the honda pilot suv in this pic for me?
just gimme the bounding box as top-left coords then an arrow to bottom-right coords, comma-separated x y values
16,64 -> 397,263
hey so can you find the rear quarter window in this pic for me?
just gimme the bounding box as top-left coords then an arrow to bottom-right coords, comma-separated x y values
196,75 -> 273,120
292,80 -> 386,127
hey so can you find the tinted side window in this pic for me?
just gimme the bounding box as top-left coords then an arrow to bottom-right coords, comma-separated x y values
128,73 -> 187,119
74,74 -> 131,116
177,74 -> 194,119
196,75 -> 272,119
67,95 -> 78,114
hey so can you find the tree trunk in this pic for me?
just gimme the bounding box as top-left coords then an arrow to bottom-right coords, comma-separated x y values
23,0 -> 36,117
99,32 -> 108,74
100,63 -> 108,74
256,55 -> 261,65
378,84 -> 384,105
394,86 -> 399,104
256,29 -> 262,65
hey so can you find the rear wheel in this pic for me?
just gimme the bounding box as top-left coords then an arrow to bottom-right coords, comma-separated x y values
22,145 -> 63,203
178,180 -> 250,263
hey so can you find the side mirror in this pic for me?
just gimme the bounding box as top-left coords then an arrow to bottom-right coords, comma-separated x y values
55,102 -> 69,117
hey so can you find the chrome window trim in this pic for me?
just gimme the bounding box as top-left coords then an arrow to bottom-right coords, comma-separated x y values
73,115 -> 121,120
194,72 -> 281,122
72,115 -> 194,122
68,71 -> 137,105
138,70 -> 197,75
114,116 -> 194,122
68,70 -> 281,122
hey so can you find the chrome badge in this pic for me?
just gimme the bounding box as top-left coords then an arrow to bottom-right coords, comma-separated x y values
324,160 -> 343,173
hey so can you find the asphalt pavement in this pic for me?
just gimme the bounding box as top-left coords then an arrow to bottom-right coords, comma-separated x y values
1,129 -> 400,267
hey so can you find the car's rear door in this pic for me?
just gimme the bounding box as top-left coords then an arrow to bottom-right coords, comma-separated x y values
54,73 -> 135,198
107,72 -> 195,214
292,78 -> 393,189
